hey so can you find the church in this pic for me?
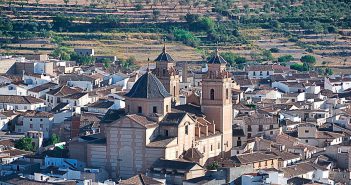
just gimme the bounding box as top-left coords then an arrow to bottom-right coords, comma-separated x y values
87,46 -> 234,179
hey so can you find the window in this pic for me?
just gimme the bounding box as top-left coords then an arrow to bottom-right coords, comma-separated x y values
166,105 -> 169,112
270,125 -> 273,129
153,106 -> 157,113
305,130 -> 309,133
40,119 -> 43,122
30,119 -> 32,121
237,140 -> 242,146
163,69 -> 166,76
248,133 -> 251,138
259,125 -> 263,131
173,86 -> 176,96
165,130 -> 169,136
40,124 -> 43,128
226,89 -> 229,100
210,145 -> 213,151
270,131 -> 273,135
203,146 -> 205,153
30,124 -> 33,128
305,139 -> 308,143
175,151 -> 178,158
210,89 -> 215,100
138,106 -> 142,113
218,143 -> 220,149
185,125 -> 188,135
248,125 -> 252,132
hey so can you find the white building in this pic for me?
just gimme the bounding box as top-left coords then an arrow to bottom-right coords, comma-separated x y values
46,86 -> 80,109
16,111 -> 54,138
61,93 -> 90,107
0,84 -> 27,96
324,77 -> 351,93
0,95 -> 45,111
28,82 -> 58,99
23,74 -> 53,88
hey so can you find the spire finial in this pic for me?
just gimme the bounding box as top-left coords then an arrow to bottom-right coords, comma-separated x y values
163,36 -> 166,53
215,41 -> 219,55
147,58 -> 151,73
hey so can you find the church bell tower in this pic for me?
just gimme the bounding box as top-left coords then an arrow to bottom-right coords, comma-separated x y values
153,44 -> 180,104
201,49 -> 233,155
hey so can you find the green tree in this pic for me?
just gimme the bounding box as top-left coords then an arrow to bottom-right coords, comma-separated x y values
120,56 -> 136,69
102,58 -> 112,68
312,21 -> 324,35
50,134 -> 60,145
270,20 -> 281,29
270,48 -> 279,53
325,68 -> 333,75
63,0 -> 69,5
300,55 -> 316,67
184,13 -> 200,23
290,63 -> 309,72
52,15 -> 73,31
52,46 -> 72,60
152,9 -> 160,21
206,161 -> 219,170
278,55 -> 294,63
172,28 -> 200,47
198,17 -> 215,32
134,4 -> 144,11
220,52 -> 238,66
262,50 -> 274,61
15,137 -> 34,151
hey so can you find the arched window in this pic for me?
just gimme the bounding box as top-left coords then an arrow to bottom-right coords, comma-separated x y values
210,89 -> 215,100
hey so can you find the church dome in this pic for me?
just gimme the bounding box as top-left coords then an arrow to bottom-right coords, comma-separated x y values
154,45 -> 175,62
207,48 -> 227,64
125,72 -> 171,99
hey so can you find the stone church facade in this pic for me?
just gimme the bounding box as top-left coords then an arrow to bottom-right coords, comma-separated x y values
87,47 -> 234,179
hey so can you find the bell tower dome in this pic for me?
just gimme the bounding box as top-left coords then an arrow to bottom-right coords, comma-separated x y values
153,44 -> 180,104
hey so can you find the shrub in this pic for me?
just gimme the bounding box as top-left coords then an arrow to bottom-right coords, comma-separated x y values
300,55 -> 316,66
278,55 -> 294,63
172,29 -> 200,47
270,48 -> 280,53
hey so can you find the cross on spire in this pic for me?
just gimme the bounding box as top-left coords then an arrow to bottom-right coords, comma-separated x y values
147,58 -> 150,72
163,36 -> 167,53
215,41 -> 219,55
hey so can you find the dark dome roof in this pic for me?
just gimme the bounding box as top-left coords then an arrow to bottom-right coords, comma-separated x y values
154,45 -> 175,62
207,49 -> 227,64
125,72 -> 171,99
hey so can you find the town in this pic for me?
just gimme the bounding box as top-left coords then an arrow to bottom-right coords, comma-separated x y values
1,0 -> 351,184
0,45 -> 350,185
